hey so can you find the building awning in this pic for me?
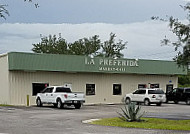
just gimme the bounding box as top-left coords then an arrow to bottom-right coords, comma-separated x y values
8,52 -> 187,75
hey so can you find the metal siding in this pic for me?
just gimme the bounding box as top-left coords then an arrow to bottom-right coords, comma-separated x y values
0,55 -> 10,104
9,71 -> 178,105
8,52 -> 187,75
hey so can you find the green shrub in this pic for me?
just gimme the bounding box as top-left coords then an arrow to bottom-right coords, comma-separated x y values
178,75 -> 190,87
117,102 -> 145,122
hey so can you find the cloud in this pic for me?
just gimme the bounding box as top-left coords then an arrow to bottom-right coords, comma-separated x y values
0,21 -> 179,60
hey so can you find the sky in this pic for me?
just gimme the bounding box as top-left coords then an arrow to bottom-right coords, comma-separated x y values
0,0 -> 189,60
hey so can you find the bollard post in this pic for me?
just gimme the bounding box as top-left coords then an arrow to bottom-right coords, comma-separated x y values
27,95 -> 29,106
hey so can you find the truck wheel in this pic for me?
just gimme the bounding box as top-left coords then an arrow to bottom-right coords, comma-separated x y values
125,98 -> 131,104
186,99 -> 190,105
74,103 -> 81,109
36,98 -> 42,107
144,99 -> 150,106
57,99 -> 63,109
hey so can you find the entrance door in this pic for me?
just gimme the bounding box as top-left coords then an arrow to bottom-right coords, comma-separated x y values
166,84 -> 174,102
166,84 -> 173,93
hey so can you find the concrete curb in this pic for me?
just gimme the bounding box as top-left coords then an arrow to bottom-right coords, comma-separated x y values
82,119 -> 100,124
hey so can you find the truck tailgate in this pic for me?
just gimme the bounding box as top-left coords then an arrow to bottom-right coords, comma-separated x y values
66,92 -> 85,101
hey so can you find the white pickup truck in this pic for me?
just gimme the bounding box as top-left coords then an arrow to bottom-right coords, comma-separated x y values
36,86 -> 85,109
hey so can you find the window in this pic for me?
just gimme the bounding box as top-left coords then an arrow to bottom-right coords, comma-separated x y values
172,88 -> 177,93
150,84 -> 159,88
32,83 -> 49,96
42,87 -> 54,93
138,90 -> 146,94
113,84 -> 122,95
55,87 -> 71,93
177,88 -> 184,93
148,90 -> 164,94
138,84 -> 146,89
133,90 -> 146,94
86,84 -> 95,95
133,90 -> 140,94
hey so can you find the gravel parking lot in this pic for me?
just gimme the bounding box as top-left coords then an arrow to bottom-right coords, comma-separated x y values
0,103 -> 190,134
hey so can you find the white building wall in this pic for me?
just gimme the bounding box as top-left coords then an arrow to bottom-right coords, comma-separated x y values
9,71 -> 178,105
0,54 -> 10,104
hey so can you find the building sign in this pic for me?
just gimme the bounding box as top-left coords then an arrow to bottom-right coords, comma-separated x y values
85,57 -> 138,72
99,59 -> 138,67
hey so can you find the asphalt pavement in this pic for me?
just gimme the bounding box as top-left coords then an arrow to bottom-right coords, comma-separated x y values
0,103 -> 190,134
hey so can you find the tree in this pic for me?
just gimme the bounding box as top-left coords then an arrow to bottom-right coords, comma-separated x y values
68,35 -> 101,56
32,34 -> 101,56
0,5 -> 9,20
83,35 -> 101,56
0,0 -> 38,20
178,73 -> 190,87
32,34 -> 68,54
152,3 -> 190,67
99,33 -> 127,58
68,39 -> 86,55
32,33 -> 127,58
24,0 -> 39,8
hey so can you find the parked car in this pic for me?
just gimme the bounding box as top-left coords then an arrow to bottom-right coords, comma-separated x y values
36,86 -> 85,109
124,88 -> 166,106
166,87 -> 190,105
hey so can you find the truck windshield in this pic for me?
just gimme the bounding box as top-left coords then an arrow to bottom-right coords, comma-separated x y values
148,90 -> 164,94
55,87 -> 71,93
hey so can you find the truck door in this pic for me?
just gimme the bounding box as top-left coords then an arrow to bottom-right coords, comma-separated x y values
41,87 -> 54,102
178,88 -> 185,101
132,90 -> 145,102
132,90 -> 140,101
137,90 -> 146,102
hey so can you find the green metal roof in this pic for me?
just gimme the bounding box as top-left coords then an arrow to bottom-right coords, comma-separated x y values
8,52 -> 187,75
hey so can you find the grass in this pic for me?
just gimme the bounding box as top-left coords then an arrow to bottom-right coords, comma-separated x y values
0,104 -> 13,107
90,117 -> 190,131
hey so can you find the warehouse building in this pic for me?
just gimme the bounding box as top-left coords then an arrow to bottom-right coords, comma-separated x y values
0,52 -> 187,106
